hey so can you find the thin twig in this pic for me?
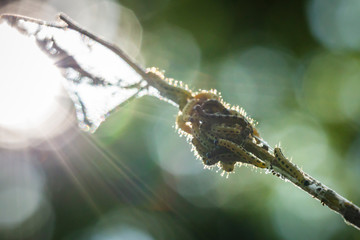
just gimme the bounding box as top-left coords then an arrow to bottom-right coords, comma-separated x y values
57,13 -> 188,109
57,13 -> 149,81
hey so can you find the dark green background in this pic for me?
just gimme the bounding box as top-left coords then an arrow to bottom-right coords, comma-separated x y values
1,0 -> 360,239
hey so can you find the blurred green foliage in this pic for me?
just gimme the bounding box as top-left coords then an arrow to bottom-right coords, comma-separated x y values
1,0 -> 360,239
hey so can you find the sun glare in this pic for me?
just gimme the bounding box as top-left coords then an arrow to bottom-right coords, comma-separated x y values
0,23 -> 70,147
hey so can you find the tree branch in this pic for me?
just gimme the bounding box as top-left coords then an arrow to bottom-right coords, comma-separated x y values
1,12 -> 359,231
245,137 -> 360,230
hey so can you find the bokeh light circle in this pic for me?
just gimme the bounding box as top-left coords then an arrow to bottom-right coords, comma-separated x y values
217,46 -> 295,119
301,52 -> 360,123
308,0 -> 360,51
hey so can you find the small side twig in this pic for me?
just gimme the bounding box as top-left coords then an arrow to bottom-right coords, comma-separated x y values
58,13 -> 149,81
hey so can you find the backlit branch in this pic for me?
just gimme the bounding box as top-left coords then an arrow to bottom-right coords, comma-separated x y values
1,13 -> 359,231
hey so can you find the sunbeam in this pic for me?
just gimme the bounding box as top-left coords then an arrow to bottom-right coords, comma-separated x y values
45,137 -> 102,216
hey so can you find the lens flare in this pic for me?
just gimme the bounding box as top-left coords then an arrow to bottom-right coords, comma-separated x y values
0,23 -> 71,148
